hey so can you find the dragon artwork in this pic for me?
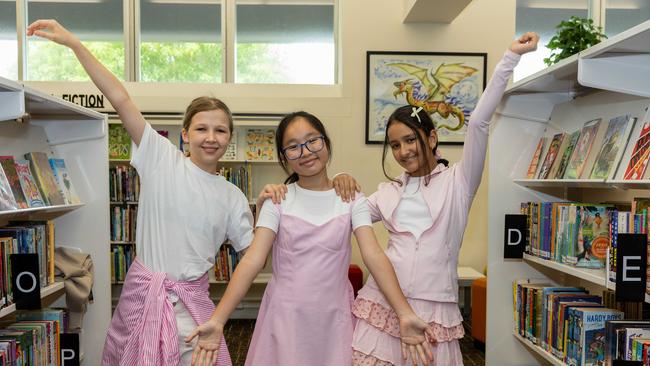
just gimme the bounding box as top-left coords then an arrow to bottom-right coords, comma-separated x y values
389,62 -> 478,131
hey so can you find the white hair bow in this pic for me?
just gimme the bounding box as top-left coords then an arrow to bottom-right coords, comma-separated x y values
410,106 -> 423,123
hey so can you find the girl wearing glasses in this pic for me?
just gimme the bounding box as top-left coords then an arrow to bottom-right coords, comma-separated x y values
329,34 -> 540,365
186,111 -> 435,366
27,20 -> 251,366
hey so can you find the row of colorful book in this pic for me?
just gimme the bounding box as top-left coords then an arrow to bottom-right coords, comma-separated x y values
110,205 -> 137,243
0,308 -> 68,366
606,320 -> 650,364
514,280 -> 629,366
520,201 -> 612,269
214,243 -> 242,282
111,244 -> 135,283
526,109 -> 650,180
0,154 -> 79,212
0,221 -> 56,309
219,166 -> 253,202
109,165 -> 139,203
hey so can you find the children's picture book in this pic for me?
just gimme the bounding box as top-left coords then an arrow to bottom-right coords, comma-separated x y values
223,130 -> 238,161
245,128 -> 276,161
623,118 -> 650,180
526,137 -> 546,179
578,308 -> 624,366
564,118 -> 601,179
14,159 -> 45,207
49,158 -> 81,204
25,152 -> 66,206
576,205 -> 610,268
538,133 -> 564,179
0,164 -> 17,211
109,124 -> 132,160
590,115 -> 635,179
553,130 -> 580,179
0,156 -> 28,209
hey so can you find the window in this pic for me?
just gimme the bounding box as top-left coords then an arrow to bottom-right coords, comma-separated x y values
604,0 -> 650,37
235,0 -> 335,84
26,0 -> 125,81
139,0 -> 222,82
0,0 -> 17,80
514,0 -> 589,81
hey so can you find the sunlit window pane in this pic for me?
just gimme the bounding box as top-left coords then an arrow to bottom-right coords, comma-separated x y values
0,0 -> 17,80
140,0 -> 222,83
26,0 -> 125,81
605,0 -> 650,37
514,0 -> 589,81
235,1 -> 335,84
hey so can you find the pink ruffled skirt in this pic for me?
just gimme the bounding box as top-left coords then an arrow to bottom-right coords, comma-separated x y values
351,285 -> 465,366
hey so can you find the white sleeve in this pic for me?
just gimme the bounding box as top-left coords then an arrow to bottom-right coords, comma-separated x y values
255,198 -> 280,233
351,196 -> 372,230
226,192 -> 254,252
130,123 -> 178,179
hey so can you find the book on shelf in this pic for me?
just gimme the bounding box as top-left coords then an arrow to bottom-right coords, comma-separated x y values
589,115 -> 635,180
13,159 -> 45,208
605,321 -> 650,364
48,158 -> 81,205
109,124 -> 132,160
526,137 -> 546,179
245,128 -> 276,161
222,130 -> 238,161
24,152 -> 66,206
552,130 -> 581,180
623,112 -> 650,180
0,165 -> 17,212
538,133 -> 565,179
564,118 -> 603,179
0,157 -> 28,209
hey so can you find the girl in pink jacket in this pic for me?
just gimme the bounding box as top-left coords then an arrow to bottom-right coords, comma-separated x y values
342,33 -> 540,365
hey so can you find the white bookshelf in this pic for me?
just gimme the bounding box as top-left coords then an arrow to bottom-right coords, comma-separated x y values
0,282 -> 65,318
487,20 -> 650,365
0,77 -> 109,364
513,333 -> 566,366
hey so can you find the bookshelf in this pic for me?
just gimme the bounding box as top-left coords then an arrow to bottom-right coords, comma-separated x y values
487,20 -> 650,365
108,115 -> 285,318
0,76 -> 109,363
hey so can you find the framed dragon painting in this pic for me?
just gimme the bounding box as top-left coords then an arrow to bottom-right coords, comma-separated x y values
365,51 -> 487,145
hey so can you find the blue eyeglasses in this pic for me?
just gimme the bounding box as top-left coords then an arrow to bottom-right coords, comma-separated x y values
281,136 -> 325,160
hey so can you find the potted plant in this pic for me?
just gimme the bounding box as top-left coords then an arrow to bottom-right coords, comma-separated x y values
544,16 -> 607,66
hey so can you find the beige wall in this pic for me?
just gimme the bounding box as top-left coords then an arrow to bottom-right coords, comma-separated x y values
28,0 -> 517,277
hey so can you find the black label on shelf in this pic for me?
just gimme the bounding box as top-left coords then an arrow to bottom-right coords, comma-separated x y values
613,361 -> 643,366
10,253 -> 42,309
61,333 -> 80,366
504,214 -> 527,259
616,233 -> 647,302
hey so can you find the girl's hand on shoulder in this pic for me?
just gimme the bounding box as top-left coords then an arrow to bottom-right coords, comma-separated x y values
510,32 -> 539,55
185,319 -> 225,366
332,173 -> 361,203
27,19 -> 80,48
257,184 -> 287,206
399,313 -> 435,365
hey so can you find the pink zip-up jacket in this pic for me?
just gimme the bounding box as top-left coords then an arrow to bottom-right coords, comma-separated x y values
365,50 -> 520,303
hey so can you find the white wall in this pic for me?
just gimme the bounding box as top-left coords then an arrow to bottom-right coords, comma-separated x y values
26,0 -> 517,279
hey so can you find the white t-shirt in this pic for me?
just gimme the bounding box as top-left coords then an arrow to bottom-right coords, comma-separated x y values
394,176 -> 433,240
256,183 -> 372,233
131,123 -> 253,281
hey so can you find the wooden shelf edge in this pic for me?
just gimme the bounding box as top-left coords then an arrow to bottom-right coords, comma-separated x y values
513,332 -> 566,366
0,281 -> 65,319
523,254 -> 609,288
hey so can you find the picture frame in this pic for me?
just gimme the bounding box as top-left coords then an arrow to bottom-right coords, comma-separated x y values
365,51 -> 487,145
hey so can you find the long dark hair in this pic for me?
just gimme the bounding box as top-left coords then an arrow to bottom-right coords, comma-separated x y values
381,105 -> 449,186
275,111 -> 332,184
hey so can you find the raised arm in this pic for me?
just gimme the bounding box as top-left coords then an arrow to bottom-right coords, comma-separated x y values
27,19 -> 146,145
354,226 -> 433,364
185,227 -> 275,366
459,32 -> 539,196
